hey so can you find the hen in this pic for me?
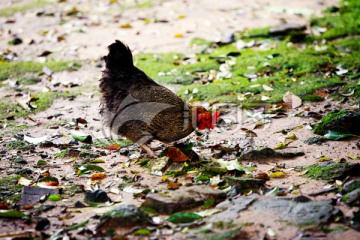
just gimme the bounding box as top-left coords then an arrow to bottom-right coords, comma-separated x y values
99,40 -> 219,156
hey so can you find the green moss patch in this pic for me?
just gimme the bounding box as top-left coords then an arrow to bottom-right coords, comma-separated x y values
313,110 -> 360,135
0,0 -> 51,17
310,0 -> 360,40
0,176 -> 22,203
0,61 -> 81,81
130,0 -> 359,105
305,162 -> 360,181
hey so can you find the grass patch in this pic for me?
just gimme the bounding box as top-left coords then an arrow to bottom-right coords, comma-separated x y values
0,0 -> 51,17
0,176 -> 22,203
131,0 -> 359,105
0,91 -> 77,138
310,0 -> 360,40
0,61 -> 81,81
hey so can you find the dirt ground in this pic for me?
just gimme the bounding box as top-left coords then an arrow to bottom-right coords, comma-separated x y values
1,0 -> 360,239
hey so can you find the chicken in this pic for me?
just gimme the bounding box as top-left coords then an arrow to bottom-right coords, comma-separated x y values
99,40 -> 219,156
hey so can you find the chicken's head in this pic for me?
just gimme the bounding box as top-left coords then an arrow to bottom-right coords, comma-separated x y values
196,106 -> 220,130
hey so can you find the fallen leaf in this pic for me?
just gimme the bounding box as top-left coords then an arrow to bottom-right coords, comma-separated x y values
174,33 -> 183,38
283,92 -> 302,109
71,131 -> 92,143
18,177 -> 33,186
107,143 -> 120,151
262,84 -> 274,91
91,173 -> 106,180
0,210 -> 25,219
167,212 -> 202,223
241,128 -> 257,137
120,23 -> 132,28
24,135 -> 48,145
217,159 -> 244,172
269,172 -> 286,178
167,181 -> 181,189
48,194 -> 62,201
324,128 -> 358,140
165,147 -> 189,162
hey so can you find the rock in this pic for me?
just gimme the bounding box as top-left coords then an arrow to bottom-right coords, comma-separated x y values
209,196 -> 338,225
269,23 -> 306,35
223,177 -> 265,191
240,148 -> 276,160
85,190 -> 111,203
97,205 -> 152,232
306,162 -> 360,181
239,147 -> 304,160
304,137 -> 327,145
35,217 -> 50,231
251,197 -> 336,225
20,186 -> 60,207
342,188 -> 360,205
342,180 -> 360,194
313,110 -> 360,135
209,197 -> 256,223
142,185 -> 226,214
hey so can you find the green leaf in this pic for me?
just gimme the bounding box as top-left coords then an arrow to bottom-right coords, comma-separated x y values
37,160 -> 48,165
48,194 -> 62,201
64,220 -> 89,231
134,228 -> 152,236
167,212 -> 202,223
324,128 -> 358,140
71,131 -> 92,143
0,210 -> 26,219
265,186 -> 281,196
77,164 -> 105,175
203,199 -> 215,209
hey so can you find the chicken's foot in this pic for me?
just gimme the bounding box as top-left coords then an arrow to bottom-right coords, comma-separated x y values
140,144 -> 155,158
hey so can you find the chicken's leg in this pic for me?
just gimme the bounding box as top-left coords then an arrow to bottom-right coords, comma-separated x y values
140,144 -> 155,158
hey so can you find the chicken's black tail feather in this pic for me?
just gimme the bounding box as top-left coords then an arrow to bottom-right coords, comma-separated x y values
104,40 -> 134,73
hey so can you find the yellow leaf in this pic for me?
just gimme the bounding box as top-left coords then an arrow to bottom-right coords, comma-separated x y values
269,172 -> 286,178
318,156 -> 331,162
286,133 -> 297,140
274,142 -> 286,149
120,23 -> 132,29
347,154 -> 360,160
174,33 -> 183,38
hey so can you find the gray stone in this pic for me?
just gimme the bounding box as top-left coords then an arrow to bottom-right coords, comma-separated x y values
342,188 -> 360,205
223,177 -> 265,189
208,196 -> 337,225
269,23 -> 306,35
97,205 -> 152,231
239,147 -> 304,160
142,185 -> 226,214
20,186 -> 60,207
209,197 -> 256,223
342,180 -> 360,194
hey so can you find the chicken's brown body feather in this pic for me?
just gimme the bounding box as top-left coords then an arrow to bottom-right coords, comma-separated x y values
99,41 -> 199,144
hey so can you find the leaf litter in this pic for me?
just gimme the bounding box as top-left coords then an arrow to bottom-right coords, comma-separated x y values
0,0 -> 360,239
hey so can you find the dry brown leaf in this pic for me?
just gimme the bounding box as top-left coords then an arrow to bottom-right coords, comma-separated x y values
167,181 -> 181,189
91,173 -> 107,180
107,143 -> 120,151
165,147 -> 189,162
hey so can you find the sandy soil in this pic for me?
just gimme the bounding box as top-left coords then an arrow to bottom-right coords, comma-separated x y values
1,0 -> 360,239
